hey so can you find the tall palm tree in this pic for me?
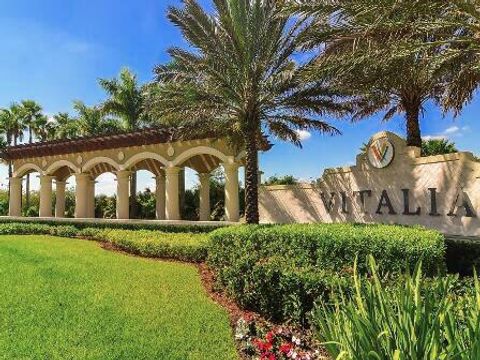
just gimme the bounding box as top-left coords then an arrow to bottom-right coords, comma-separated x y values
32,115 -> 57,141
73,101 -> 120,137
289,0 -> 449,147
20,100 -> 44,209
152,0 -> 348,223
0,105 -> 26,205
99,68 -> 148,217
52,112 -> 78,139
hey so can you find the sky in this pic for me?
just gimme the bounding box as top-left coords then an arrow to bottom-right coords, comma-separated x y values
0,0 -> 479,195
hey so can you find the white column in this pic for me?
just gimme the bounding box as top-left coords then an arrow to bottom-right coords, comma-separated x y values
155,174 -> 166,220
39,175 -> 54,218
55,180 -> 67,218
8,177 -> 22,217
198,173 -> 211,221
165,166 -> 181,220
223,162 -> 240,222
87,178 -> 95,218
75,174 -> 90,218
116,170 -> 131,220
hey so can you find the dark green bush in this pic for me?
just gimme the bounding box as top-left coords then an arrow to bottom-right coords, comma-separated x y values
0,218 -> 223,234
99,229 -> 210,263
208,223 -> 445,323
445,237 -> 480,275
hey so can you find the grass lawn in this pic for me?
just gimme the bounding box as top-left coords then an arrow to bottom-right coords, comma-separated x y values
0,235 -> 237,360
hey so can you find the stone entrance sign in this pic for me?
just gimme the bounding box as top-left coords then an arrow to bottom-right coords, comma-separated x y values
259,131 -> 480,236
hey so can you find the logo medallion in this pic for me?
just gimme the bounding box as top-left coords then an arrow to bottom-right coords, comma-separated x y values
368,138 -> 394,169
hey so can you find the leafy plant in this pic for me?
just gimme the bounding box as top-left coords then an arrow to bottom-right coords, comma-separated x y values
314,256 -> 480,360
208,224 -> 445,323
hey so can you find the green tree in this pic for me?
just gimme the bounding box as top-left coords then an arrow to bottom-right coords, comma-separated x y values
52,112 -> 78,139
152,0 -> 347,223
73,101 -> 120,137
263,175 -> 298,186
289,0 -> 449,148
99,68 -> 149,217
421,138 -> 458,157
20,100 -> 44,209
0,104 -> 26,209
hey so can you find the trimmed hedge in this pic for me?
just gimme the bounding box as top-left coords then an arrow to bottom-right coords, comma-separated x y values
0,218 -> 223,234
208,224 -> 446,323
84,228 -> 209,263
445,237 -> 480,275
0,222 -> 209,262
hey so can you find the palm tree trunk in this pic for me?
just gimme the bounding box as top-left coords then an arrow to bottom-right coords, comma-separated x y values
405,103 -> 422,148
129,172 -> 137,218
244,124 -> 260,224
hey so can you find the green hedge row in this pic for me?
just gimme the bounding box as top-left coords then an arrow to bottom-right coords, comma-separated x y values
208,224 -> 446,324
0,218 -> 223,233
82,228 -> 209,262
445,237 -> 480,275
0,222 -> 209,263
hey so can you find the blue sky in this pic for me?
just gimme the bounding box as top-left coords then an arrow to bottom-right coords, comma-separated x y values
0,0 -> 478,195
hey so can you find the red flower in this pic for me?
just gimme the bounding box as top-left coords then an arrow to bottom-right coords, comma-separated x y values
261,353 -> 276,360
279,342 -> 293,354
253,339 -> 273,352
266,331 -> 275,343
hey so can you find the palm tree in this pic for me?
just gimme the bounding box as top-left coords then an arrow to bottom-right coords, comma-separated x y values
32,115 -> 57,141
20,100 -> 44,209
0,104 -> 26,205
99,68 -> 148,217
52,112 -> 78,139
289,0 -> 449,147
152,0 -> 347,223
73,101 -> 121,137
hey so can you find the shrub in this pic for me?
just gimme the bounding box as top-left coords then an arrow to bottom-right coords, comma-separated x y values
49,225 -> 79,238
208,224 -> 445,323
313,257 -> 480,360
99,229 -> 210,262
0,218 -> 223,233
445,237 -> 480,276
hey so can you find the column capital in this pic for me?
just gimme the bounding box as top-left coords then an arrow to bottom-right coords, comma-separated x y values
40,175 -> 54,182
116,170 -> 132,179
165,166 -> 182,175
198,172 -> 211,182
9,177 -> 22,184
55,179 -> 67,186
75,173 -> 92,182
222,162 -> 240,172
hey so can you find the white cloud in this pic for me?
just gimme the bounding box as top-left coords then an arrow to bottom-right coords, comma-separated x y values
423,124 -> 468,141
296,130 -> 312,141
422,135 -> 447,141
444,126 -> 460,134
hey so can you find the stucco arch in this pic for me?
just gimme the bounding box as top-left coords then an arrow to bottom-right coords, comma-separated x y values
172,146 -> 229,167
45,160 -> 80,176
122,152 -> 169,171
83,157 -> 121,173
235,150 -> 246,162
13,163 -> 43,178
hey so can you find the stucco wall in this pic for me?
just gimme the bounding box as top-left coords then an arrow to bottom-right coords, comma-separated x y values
259,131 -> 480,236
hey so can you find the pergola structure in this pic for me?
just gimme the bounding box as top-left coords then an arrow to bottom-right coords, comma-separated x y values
1,128 -> 255,222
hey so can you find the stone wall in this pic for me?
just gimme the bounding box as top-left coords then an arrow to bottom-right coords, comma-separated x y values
259,131 -> 480,236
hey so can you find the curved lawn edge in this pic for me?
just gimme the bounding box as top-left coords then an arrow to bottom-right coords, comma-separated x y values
0,235 -> 238,359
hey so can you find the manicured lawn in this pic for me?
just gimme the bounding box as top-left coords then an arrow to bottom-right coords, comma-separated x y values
0,235 -> 237,359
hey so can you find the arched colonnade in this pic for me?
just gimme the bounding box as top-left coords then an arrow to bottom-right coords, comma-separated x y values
4,129 -> 247,222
